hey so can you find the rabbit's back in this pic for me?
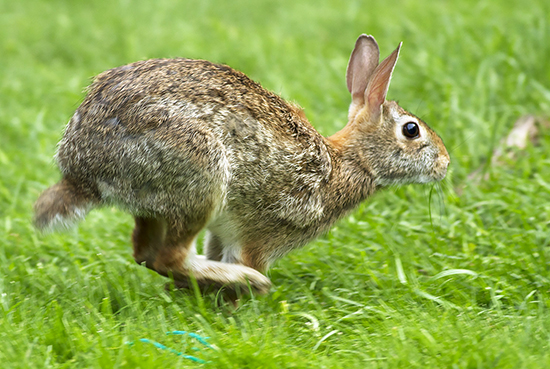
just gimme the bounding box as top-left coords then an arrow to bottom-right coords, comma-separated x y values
56,59 -> 333,231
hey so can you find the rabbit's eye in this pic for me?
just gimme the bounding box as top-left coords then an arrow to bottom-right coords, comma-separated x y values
402,122 -> 419,139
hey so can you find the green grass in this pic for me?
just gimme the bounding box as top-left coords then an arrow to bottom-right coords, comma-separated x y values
1,0 -> 550,367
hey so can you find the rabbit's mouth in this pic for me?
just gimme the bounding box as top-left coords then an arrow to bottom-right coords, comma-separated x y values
432,169 -> 447,182
412,155 -> 449,184
431,154 -> 450,181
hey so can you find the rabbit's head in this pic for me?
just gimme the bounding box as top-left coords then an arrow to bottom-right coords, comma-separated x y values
331,35 -> 449,187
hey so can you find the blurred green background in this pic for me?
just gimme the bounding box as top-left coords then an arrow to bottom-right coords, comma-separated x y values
1,0 -> 550,367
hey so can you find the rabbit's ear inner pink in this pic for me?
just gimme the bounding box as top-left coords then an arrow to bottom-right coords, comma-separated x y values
346,35 -> 380,106
364,42 -> 402,121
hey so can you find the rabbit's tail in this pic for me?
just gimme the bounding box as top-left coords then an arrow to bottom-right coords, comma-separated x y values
34,177 -> 99,232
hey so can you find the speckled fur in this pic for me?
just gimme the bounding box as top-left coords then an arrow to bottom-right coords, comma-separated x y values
34,35 -> 449,294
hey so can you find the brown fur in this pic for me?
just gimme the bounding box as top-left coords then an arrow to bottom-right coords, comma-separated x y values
33,177 -> 100,231
34,35 -> 449,295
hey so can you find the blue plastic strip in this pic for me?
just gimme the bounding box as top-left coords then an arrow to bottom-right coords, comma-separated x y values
126,331 -> 213,364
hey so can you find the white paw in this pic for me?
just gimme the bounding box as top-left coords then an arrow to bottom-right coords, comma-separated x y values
240,268 -> 272,294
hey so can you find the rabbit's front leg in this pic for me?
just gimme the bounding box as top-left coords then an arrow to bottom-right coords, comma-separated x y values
203,231 -> 224,261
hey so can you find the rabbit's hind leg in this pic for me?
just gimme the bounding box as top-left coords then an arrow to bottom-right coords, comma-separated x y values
132,217 -> 271,294
131,216 -> 166,267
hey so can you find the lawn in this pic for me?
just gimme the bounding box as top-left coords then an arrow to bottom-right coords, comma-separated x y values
1,0 -> 550,367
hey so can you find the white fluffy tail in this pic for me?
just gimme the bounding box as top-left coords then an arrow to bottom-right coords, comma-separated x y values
34,177 -> 97,232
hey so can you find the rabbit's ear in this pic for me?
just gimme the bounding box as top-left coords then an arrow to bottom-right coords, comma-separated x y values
364,42 -> 402,121
346,35 -> 380,105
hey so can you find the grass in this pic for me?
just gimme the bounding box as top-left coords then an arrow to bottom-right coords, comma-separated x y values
1,0 -> 550,367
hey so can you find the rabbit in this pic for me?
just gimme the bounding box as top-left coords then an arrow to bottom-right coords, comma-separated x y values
34,34 -> 450,295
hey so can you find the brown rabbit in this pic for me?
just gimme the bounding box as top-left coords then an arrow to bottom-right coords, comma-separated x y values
34,35 -> 450,294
